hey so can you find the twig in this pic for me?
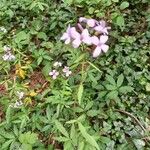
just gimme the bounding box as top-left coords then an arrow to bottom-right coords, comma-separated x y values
115,109 -> 146,132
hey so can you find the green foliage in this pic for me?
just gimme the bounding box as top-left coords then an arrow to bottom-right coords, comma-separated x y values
0,0 -> 150,149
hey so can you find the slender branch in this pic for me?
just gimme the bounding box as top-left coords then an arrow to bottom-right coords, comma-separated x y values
115,109 -> 146,132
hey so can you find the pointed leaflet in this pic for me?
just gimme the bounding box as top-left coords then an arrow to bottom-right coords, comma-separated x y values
55,120 -> 69,138
78,122 -> 100,150
78,83 -> 84,105
117,74 -> 124,87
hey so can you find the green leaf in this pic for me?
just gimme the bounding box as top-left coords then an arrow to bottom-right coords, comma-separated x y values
133,139 -> 145,150
37,32 -> 47,40
116,15 -> 125,28
87,110 -> 99,117
1,139 -> 14,149
146,83 -> 150,92
74,53 -> 85,64
88,7 -> 95,14
105,84 -> 117,90
21,143 -> 32,150
19,132 -> 38,145
6,106 -> 12,124
119,86 -> 133,94
55,120 -> 69,138
78,122 -> 100,150
87,61 -> 101,73
112,0 -> 119,2
117,74 -> 124,87
106,90 -> 118,99
54,136 -> 69,142
120,1 -> 129,10
106,75 -> 116,85
37,56 -> 43,65
77,83 -> 84,105
78,141 -> 85,150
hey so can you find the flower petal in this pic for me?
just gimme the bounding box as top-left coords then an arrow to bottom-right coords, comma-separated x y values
93,46 -> 102,58
72,39 -> 81,48
101,44 -> 109,53
100,35 -> 108,44
94,25 -> 103,32
65,38 -> 71,44
91,36 -> 99,45
82,29 -> 90,37
82,37 -> 91,45
99,20 -> 106,28
87,19 -> 95,27
66,24 -> 71,33
70,27 -> 80,39
60,33 -> 69,40
79,17 -> 87,22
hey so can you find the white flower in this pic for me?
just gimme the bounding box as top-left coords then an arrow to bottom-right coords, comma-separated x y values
3,45 -> 11,52
2,52 -> 15,61
53,61 -> 62,67
10,101 -> 23,108
13,101 -> 23,108
17,91 -> 24,99
0,27 -> 7,33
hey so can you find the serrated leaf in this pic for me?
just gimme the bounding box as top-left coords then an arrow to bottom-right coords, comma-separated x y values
77,83 -> 84,105
105,84 -> 117,90
106,90 -> 118,99
54,136 -> 69,142
106,75 -> 116,85
117,74 -> 124,87
55,120 -> 69,138
78,122 -> 100,150
6,106 -> 11,124
1,139 -> 14,149
119,86 -> 133,94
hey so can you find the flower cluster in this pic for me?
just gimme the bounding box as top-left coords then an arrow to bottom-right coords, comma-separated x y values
2,45 -> 15,61
0,27 -> 7,33
61,17 -> 111,58
49,61 -> 72,80
10,91 -> 24,108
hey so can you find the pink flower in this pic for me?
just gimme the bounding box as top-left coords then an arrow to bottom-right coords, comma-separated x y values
62,66 -> 72,77
91,35 -> 109,58
72,29 -> 92,48
94,20 -> 111,35
60,25 -> 78,44
79,17 -> 97,27
79,17 -> 87,23
77,23 -> 84,31
87,19 -> 97,27
49,70 -> 59,79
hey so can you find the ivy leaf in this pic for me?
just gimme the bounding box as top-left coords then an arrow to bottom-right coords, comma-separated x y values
78,122 -> 100,150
